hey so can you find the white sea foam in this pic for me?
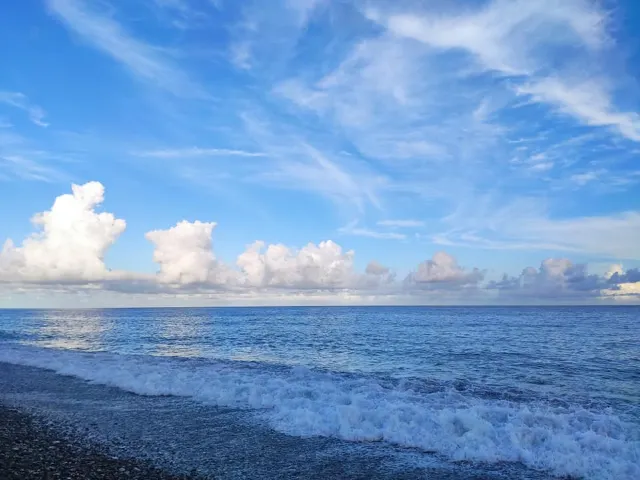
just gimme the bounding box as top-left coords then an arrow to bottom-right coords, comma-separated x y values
0,345 -> 638,480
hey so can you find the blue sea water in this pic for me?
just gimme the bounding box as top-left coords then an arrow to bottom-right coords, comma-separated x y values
0,306 -> 638,479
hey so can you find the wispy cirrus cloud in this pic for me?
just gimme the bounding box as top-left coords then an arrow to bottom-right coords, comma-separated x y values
0,115 -> 68,183
0,92 -> 49,127
241,112 -> 385,212
436,197 -> 640,260
338,221 -> 406,240
134,147 -> 266,158
368,0 -> 640,145
0,154 -> 66,183
377,219 -> 425,228
368,0 -> 608,75
47,0 -> 206,97
226,0 -> 325,73
262,0 -> 639,256
516,78 -> 640,142
7,0 -> 636,284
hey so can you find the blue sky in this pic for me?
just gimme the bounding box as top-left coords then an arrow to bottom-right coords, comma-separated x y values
1,0 -> 639,306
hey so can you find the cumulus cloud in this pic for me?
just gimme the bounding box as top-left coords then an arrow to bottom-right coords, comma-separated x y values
236,240 -> 357,290
0,182 -> 125,283
145,220 -> 234,287
608,268 -> 640,284
365,260 -> 389,276
602,280 -> 640,299
487,258 -> 620,300
1,181 -> 638,304
0,181 -> 393,295
604,268 -> 640,299
405,252 -> 484,290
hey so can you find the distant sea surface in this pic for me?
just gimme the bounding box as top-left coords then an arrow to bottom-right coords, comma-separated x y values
0,306 -> 638,479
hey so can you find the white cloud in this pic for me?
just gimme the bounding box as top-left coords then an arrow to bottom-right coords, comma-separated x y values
338,221 -> 406,240
236,240 -> 357,289
604,264 -> 624,280
405,252 -> 484,289
0,92 -> 49,127
242,114 -> 384,211
377,219 -> 424,228
489,260 -> 640,302
230,42 -> 252,70
0,182 -> 396,295
570,170 -> 603,185
366,0 -> 640,144
285,0 -> 324,27
371,0 -> 607,76
226,0 -> 326,76
517,78 -> 640,142
0,113 -> 67,182
268,0 -> 636,238
47,0 -> 204,97
488,258 -> 606,299
602,280 -> 640,299
135,147 -> 266,158
518,212 -> 640,260
0,182 -> 126,283
274,35 -> 437,162
1,182 -> 638,304
0,154 -> 65,183
151,0 -> 219,30
596,267 -> 640,301
437,194 -> 640,260
145,220 -> 233,287
365,260 -> 388,276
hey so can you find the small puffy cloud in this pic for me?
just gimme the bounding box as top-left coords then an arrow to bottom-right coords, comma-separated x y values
405,252 -> 484,289
145,220 -> 234,287
489,259 -> 640,302
603,267 -> 640,300
604,264 -> 624,280
362,260 -> 396,288
365,260 -> 389,276
488,258 -> 606,299
236,240 -> 357,289
0,182 -> 125,283
608,268 -> 640,285
602,280 -> 640,300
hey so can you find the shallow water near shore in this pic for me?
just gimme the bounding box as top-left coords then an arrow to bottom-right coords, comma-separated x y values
1,306 -> 638,479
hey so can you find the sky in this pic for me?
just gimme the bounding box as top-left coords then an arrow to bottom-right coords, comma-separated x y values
1,0 -> 639,307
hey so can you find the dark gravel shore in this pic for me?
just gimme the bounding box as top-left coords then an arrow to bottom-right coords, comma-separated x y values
0,405 -> 200,480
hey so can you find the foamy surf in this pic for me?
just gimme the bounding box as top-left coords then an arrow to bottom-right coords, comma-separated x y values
0,344 -> 638,480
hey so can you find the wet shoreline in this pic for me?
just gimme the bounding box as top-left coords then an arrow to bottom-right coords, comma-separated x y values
0,404 -> 202,480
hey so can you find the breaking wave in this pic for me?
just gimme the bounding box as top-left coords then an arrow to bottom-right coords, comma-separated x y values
0,344 -> 638,480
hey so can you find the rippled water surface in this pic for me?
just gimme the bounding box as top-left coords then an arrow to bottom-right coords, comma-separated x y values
1,306 -> 638,479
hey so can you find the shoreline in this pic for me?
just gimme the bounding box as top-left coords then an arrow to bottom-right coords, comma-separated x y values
0,404 -> 201,480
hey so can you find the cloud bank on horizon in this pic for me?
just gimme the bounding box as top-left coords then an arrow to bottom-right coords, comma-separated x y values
1,182 -> 638,305
1,0 -> 639,306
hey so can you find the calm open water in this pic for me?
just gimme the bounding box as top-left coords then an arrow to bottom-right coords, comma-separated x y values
0,306 -> 638,479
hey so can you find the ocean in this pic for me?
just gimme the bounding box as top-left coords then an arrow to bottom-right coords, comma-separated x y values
0,306 -> 638,479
